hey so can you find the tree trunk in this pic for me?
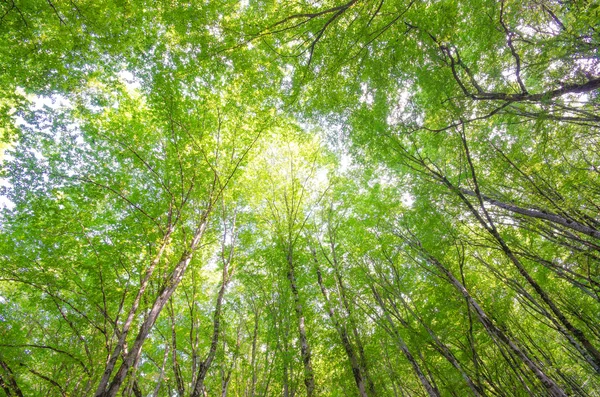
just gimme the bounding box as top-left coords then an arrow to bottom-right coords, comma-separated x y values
249,304 -> 260,397
313,252 -> 368,397
191,246 -> 233,397
168,300 -> 185,396
94,229 -> 173,397
371,286 -> 440,397
151,344 -> 169,397
397,293 -> 485,396
326,232 -> 376,396
459,188 -> 600,240
287,248 -> 316,397
426,149 -> 600,373
421,249 -> 568,397
0,360 -> 24,397
97,216 -> 210,397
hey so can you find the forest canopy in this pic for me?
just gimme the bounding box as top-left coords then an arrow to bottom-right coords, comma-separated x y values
0,0 -> 599,396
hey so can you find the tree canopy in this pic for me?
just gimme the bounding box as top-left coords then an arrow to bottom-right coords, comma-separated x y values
1,0 -> 599,396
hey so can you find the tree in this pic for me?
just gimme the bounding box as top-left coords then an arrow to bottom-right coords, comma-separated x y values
1,0 -> 599,396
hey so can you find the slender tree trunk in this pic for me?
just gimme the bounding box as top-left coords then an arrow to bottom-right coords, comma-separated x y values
312,252 -> 368,397
371,286 -> 441,397
98,215 -> 210,397
397,293 -> 485,396
191,253 -> 233,397
220,372 -> 232,397
286,248 -> 316,397
459,188 -> 600,240
456,133 -> 600,372
462,186 -> 600,372
280,306 -> 291,397
151,344 -> 169,397
380,340 -> 402,397
327,236 -> 376,396
259,323 -> 276,397
0,360 -> 24,397
219,341 -> 234,397
516,251 -> 600,301
283,356 -> 290,397
419,248 -> 568,397
168,300 -> 185,396
423,144 -> 600,373
249,303 -> 260,397
94,229 -> 173,397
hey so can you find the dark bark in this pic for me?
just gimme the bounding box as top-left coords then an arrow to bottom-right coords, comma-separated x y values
191,219 -> 236,397
0,360 -> 23,397
168,300 -> 185,396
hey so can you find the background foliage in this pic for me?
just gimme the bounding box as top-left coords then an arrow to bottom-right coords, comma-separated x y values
1,0 -> 599,396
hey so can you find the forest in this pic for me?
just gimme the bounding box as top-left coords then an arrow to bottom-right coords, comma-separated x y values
0,0 -> 599,396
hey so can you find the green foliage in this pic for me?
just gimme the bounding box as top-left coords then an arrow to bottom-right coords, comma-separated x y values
1,1 -> 599,396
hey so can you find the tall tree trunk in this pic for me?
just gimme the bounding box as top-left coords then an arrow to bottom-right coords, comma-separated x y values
287,248 -> 316,397
94,229 -> 173,397
190,277 -> 227,397
460,182 -> 600,373
417,245 -> 568,397
191,227 -> 235,397
325,229 -> 376,396
249,302 -> 260,397
397,293 -> 485,396
371,286 -> 441,397
419,137 -> 600,373
282,351 -> 290,397
312,250 -> 368,397
0,360 -> 24,397
219,328 -> 238,397
97,215 -> 210,397
168,300 -> 185,396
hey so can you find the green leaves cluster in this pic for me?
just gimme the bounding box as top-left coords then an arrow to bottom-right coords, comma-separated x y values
1,0 -> 599,396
